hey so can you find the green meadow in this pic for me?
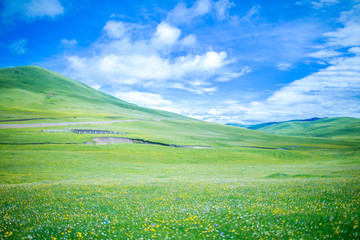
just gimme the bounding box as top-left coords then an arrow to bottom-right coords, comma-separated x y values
0,66 -> 359,239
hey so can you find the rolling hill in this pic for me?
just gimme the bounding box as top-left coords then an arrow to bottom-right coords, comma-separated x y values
241,117 -> 360,139
0,65 -> 191,121
2,65 -> 356,150
0,65 -> 292,148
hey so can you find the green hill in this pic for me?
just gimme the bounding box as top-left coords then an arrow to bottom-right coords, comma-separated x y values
0,65 -> 191,121
248,117 -> 360,139
1,65 -> 354,149
0,65 -> 286,148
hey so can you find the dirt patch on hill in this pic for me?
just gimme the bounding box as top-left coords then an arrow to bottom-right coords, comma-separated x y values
92,137 -> 212,149
93,137 -> 135,144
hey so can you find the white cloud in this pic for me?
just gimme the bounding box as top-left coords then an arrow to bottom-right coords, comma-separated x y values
208,109 -> 221,115
323,4 -> 360,47
152,22 -> 181,46
1,0 -> 64,23
115,91 -> 172,107
349,47 -> 360,54
60,39 -> 77,48
201,51 -> 227,69
113,91 -> 182,113
324,22 -> 360,47
9,39 -> 27,54
103,20 -> 127,39
67,49 -> 231,87
277,63 -> 293,71
91,84 -> 101,90
307,49 -> 342,58
64,17 -> 245,95
268,56 -> 360,112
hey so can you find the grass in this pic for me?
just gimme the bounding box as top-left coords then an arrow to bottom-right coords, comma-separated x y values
1,143 -> 358,184
0,65 -> 360,239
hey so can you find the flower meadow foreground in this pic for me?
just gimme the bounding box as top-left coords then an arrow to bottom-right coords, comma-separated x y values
1,178 -> 359,239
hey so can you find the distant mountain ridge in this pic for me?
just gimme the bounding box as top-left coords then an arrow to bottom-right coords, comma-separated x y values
249,117 -> 328,130
226,117 -> 327,129
227,117 -> 360,139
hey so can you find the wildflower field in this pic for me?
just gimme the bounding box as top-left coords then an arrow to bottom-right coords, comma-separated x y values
1,178 -> 359,239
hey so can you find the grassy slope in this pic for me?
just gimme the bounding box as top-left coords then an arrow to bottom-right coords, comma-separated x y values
248,117 -> 360,139
2,65 -> 349,148
0,65 -> 191,121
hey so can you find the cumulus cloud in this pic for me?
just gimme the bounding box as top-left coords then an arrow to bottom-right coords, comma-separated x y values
65,16 -> 244,95
103,20 -> 128,39
66,48 -> 232,92
152,22 -> 181,47
115,91 -> 172,107
114,91 -> 182,113
1,0 -> 64,23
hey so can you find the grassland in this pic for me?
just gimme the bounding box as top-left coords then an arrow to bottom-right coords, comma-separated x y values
0,66 -> 359,239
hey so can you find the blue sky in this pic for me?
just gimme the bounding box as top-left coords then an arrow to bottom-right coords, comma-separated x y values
1,0 -> 360,124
